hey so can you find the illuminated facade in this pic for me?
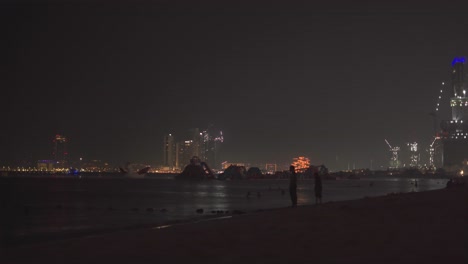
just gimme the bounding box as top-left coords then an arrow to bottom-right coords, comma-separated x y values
291,156 -> 310,172
37,160 -> 55,171
201,125 -> 223,169
222,161 -> 248,170
440,57 -> 468,171
81,160 -> 110,172
167,126 -> 224,170
176,140 -> 196,169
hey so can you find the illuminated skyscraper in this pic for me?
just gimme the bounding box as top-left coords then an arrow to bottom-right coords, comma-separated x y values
52,134 -> 68,167
167,126 -> 224,170
450,57 -> 468,120
188,128 -> 203,158
201,125 -> 224,169
174,140 -> 198,169
172,128 -> 203,170
440,57 -> 468,171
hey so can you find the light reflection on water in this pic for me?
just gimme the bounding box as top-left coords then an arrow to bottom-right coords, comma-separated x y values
1,176 -> 448,240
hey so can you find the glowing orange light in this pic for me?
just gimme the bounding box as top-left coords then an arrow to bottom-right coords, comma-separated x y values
291,156 -> 311,172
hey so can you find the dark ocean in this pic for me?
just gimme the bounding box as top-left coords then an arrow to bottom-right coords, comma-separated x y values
0,174 -> 448,246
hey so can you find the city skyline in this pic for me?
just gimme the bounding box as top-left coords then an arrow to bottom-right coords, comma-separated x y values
3,1 -> 468,170
163,126 -> 224,170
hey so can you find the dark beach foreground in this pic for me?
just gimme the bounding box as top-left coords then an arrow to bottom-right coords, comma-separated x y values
2,184 -> 467,264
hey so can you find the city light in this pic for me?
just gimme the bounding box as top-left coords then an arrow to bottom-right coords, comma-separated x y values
291,156 -> 311,172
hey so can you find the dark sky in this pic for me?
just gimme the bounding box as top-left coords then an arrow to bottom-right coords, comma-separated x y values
3,0 -> 468,170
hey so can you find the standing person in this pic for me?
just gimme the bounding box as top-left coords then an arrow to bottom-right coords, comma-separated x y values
289,165 -> 297,207
314,172 -> 322,204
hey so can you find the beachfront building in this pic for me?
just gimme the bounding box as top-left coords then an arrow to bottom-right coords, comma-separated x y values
440,57 -> 468,173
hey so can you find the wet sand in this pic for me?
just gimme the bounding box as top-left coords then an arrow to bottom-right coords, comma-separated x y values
2,184 -> 467,264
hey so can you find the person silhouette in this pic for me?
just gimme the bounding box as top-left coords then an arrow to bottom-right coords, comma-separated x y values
314,172 -> 322,204
289,165 -> 297,207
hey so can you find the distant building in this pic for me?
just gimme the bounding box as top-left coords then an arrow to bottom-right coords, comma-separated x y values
52,134 -> 68,168
172,128 -> 203,169
37,160 -> 55,171
81,160 -> 110,172
201,125 -> 223,169
188,128 -> 203,158
163,134 -> 176,169
221,161 -> 249,170
167,126 -> 224,170
176,140 -> 195,169
265,163 -> 277,174
440,57 -> 468,172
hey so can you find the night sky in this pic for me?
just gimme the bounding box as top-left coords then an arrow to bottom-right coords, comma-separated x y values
3,1 -> 468,170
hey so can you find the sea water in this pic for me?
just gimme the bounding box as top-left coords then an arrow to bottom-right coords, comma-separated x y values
0,175 -> 447,244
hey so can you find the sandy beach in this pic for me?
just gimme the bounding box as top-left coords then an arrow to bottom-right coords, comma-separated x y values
2,183 -> 467,264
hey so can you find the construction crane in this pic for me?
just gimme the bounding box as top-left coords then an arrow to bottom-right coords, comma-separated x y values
429,81 -> 446,136
427,81 -> 446,169
385,139 -> 400,169
428,137 -> 437,169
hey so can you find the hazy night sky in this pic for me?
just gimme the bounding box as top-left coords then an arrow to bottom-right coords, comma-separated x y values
3,1 -> 468,170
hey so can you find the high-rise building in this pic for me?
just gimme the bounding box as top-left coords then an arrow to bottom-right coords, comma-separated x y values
163,134 -> 176,169
176,140 -> 195,169
166,126 -> 224,170
188,128 -> 203,158
440,57 -> 468,171
52,134 -> 68,167
201,125 -> 224,169
174,128 -> 203,169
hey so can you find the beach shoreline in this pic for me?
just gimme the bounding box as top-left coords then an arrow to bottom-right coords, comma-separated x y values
2,182 -> 467,263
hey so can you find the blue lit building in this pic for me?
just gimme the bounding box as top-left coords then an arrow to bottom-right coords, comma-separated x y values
440,57 -> 468,171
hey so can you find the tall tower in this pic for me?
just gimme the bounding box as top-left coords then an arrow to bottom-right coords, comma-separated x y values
440,57 -> 468,171
188,128 -> 203,158
163,134 -> 175,169
450,57 -> 468,121
201,125 -> 224,170
52,134 -> 68,168
172,128 -> 203,170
